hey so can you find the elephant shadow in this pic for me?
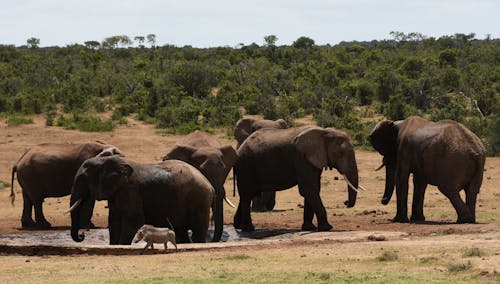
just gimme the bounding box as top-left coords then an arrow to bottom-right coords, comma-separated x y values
234,228 -> 300,240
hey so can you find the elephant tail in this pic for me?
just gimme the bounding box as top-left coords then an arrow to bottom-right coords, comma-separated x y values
10,165 -> 16,206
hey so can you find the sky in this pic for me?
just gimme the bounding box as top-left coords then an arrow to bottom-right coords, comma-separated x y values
0,0 -> 499,48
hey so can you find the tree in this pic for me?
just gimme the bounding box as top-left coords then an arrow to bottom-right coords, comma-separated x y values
147,34 -> 156,47
84,41 -> 100,49
26,37 -> 40,48
134,36 -> 145,48
264,35 -> 278,46
292,36 -> 315,49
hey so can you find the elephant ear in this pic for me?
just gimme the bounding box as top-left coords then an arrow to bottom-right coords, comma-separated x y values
294,127 -> 328,169
163,144 -> 197,162
220,145 -> 237,170
276,119 -> 289,129
101,159 -> 133,199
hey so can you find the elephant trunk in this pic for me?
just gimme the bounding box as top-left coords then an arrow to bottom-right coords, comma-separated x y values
212,187 -> 224,242
70,197 -> 85,242
343,160 -> 358,208
381,156 -> 396,205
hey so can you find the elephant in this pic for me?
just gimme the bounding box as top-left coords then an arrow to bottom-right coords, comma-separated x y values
162,130 -> 236,242
234,117 -> 289,212
233,126 -> 359,232
369,116 -> 486,223
10,141 -> 121,228
69,156 -> 215,245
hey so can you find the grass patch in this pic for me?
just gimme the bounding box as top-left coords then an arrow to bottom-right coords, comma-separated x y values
463,247 -> 486,257
376,250 -> 399,261
57,113 -> 115,132
448,260 -> 473,272
224,254 -> 252,261
5,115 -> 34,126
419,256 -> 439,263
0,180 -> 11,190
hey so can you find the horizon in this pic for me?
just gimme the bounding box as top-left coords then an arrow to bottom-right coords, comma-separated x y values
1,1 -> 498,48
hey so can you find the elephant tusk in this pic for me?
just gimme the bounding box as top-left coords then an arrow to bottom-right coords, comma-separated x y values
342,174 -> 359,193
358,184 -> 368,191
374,163 -> 384,171
225,196 -> 236,208
65,198 -> 83,214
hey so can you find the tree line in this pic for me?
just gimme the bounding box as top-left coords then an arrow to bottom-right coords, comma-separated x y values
0,32 -> 498,155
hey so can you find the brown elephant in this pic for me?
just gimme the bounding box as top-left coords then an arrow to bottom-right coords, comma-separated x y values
162,130 -> 236,242
369,116 -> 486,223
11,141 -> 121,228
69,156 -> 214,244
234,126 -> 359,232
234,117 -> 289,211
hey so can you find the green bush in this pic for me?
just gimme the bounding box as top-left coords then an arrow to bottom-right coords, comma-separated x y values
5,115 -> 34,126
57,113 -> 115,132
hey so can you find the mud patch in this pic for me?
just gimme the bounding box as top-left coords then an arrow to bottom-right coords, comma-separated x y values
0,226 -> 409,256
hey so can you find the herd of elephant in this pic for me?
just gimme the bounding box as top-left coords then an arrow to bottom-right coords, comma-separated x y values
9,116 -> 486,245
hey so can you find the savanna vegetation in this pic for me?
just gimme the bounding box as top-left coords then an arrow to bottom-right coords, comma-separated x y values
0,32 -> 498,154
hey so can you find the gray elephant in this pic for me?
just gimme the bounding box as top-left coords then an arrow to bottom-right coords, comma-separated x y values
162,130 -> 236,242
369,116 -> 486,223
69,156 -> 214,245
11,141 -> 121,228
234,126 -> 359,232
234,117 -> 289,212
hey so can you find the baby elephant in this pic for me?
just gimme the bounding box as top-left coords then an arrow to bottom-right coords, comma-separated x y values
133,224 -> 178,253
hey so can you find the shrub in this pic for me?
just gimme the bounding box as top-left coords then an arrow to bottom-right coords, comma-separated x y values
57,113 -> 115,132
462,247 -> 485,257
376,251 -> 399,261
6,115 -> 34,126
447,261 -> 472,272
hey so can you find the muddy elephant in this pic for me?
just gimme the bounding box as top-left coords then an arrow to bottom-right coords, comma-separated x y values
10,141 -> 121,228
234,117 -> 289,212
234,126 -> 359,232
162,130 -> 236,242
369,116 -> 486,223
69,156 -> 215,245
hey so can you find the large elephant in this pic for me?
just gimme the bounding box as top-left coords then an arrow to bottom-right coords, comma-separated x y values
234,117 -> 289,212
162,130 -> 236,242
234,126 -> 359,232
69,156 -> 214,245
10,141 -> 121,228
369,116 -> 486,223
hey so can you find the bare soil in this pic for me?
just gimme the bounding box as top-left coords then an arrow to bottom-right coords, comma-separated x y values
0,115 -> 499,254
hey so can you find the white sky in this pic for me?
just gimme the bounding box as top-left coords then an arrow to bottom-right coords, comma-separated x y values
1,0 -> 498,47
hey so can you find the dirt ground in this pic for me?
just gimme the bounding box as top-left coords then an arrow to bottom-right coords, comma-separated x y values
0,115 -> 499,246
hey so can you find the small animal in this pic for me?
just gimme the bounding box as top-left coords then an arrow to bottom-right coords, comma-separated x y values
133,224 -> 178,253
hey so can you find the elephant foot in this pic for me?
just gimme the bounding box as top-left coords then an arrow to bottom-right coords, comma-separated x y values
36,220 -> 52,229
21,218 -> 36,228
301,223 -> 317,231
457,216 -> 475,224
317,223 -> 333,232
410,215 -> 426,223
240,223 -> 255,232
82,222 -> 96,230
392,215 -> 409,223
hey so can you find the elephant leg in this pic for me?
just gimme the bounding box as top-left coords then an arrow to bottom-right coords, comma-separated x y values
21,191 -> 36,228
239,196 -> 255,232
175,228 -> 190,243
393,166 -> 410,223
33,198 -> 51,228
410,176 -> 427,222
190,207 -> 209,243
108,207 -> 121,245
464,184 -> 479,223
298,181 -> 331,231
301,198 -> 317,231
441,188 -> 474,223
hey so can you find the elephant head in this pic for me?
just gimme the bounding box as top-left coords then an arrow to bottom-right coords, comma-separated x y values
294,127 -> 359,207
162,144 -> 236,241
70,156 -> 135,243
369,120 -> 401,205
234,118 -> 289,149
